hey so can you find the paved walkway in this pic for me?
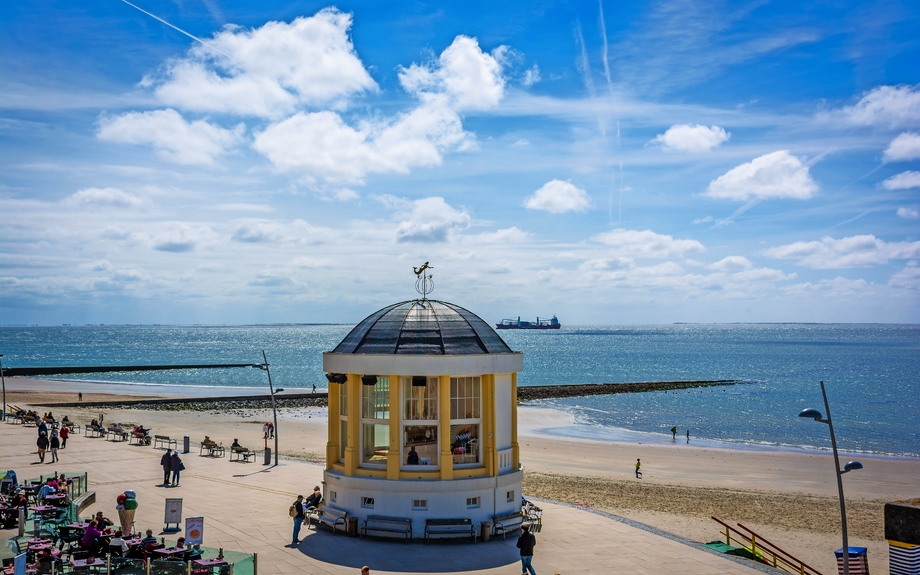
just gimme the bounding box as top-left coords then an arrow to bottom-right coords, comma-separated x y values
1,421 -> 768,575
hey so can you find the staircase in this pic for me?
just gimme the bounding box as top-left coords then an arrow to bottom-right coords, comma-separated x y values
708,516 -> 823,575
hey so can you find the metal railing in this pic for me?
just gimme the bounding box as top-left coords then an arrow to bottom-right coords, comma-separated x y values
711,516 -> 823,575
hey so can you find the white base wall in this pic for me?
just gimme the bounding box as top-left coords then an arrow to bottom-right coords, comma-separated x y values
322,469 -> 523,539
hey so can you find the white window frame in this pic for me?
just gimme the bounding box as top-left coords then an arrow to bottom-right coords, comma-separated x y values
450,376 -> 482,468
401,377 -> 440,470
360,377 -> 389,468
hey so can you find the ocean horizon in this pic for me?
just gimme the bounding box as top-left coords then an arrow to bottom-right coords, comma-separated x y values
2,323 -> 918,457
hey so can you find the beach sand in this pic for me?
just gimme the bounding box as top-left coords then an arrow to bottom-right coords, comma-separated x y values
6,377 -> 919,575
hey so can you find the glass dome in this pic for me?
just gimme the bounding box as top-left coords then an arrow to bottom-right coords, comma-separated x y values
333,299 -> 514,355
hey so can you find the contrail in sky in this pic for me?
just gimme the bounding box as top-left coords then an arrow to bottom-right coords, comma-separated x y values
119,0 -> 239,63
598,0 -> 625,225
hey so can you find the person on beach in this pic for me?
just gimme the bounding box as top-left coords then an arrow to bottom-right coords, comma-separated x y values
160,449 -> 173,486
686,429 -> 690,443
59,424 -> 68,448
78,392 -> 83,402
312,384 -> 316,394
671,426 -> 677,440
50,432 -> 60,463
635,458 -> 642,478
291,494 -> 305,545
37,433 -> 49,463
170,451 -> 183,486
517,524 -> 537,575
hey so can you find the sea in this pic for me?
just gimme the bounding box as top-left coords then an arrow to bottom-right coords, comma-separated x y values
1,323 -> 918,457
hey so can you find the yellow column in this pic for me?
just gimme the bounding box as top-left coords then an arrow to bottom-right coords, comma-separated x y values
326,381 -> 339,470
344,374 -> 360,475
511,372 -> 520,469
439,375 -> 453,480
387,375 -> 400,480
482,374 -> 495,476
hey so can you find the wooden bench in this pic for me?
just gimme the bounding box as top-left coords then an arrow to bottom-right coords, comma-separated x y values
425,518 -> 476,543
85,426 -> 105,438
229,446 -> 255,462
63,422 -> 81,434
361,515 -> 412,542
130,431 -> 151,446
107,426 -> 128,441
309,506 -> 347,535
492,511 -> 523,540
199,441 -> 224,457
154,435 -> 177,450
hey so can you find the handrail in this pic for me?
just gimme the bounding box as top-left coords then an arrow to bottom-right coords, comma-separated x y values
735,522 -> 824,575
711,516 -> 822,575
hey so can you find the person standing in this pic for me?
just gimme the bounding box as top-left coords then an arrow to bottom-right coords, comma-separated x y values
37,432 -> 49,463
170,451 -> 183,486
686,429 -> 690,443
50,432 -> 60,463
78,392 -> 83,402
671,426 -> 677,440
59,425 -> 69,448
516,524 -> 537,575
635,458 -> 642,478
291,494 -> 305,545
160,449 -> 172,486
312,384 -> 316,394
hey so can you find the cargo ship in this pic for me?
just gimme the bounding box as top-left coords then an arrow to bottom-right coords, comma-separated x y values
495,315 -> 561,330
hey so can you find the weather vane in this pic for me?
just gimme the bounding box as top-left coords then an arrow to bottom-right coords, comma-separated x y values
414,262 -> 434,299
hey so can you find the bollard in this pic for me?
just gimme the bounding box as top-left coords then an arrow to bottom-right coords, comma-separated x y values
264,448 -> 271,465
18,507 -> 25,537
480,521 -> 492,542
183,435 -> 190,454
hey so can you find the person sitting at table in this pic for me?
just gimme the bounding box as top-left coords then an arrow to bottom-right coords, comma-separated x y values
81,520 -> 103,553
140,529 -> 158,549
109,531 -> 129,557
11,489 -> 27,509
36,547 -> 59,574
37,480 -> 56,500
94,511 -> 114,529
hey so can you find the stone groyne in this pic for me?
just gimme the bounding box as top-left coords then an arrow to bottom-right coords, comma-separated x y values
516,379 -> 743,401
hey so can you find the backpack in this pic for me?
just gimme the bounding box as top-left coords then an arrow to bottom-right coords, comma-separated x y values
289,504 -> 298,518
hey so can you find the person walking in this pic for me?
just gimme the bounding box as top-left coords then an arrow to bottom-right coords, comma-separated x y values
312,384 -> 316,394
291,494 -> 305,545
37,432 -> 49,463
170,451 -> 184,486
59,425 -> 69,448
50,432 -> 60,463
671,426 -> 677,440
78,392 -> 83,402
160,449 -> 172,486
635,458 -> 642,478
516,524 -> 537,575
686,429 -> 690,443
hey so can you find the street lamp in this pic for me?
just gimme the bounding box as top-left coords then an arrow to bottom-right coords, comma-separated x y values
0,354 -> 6,422
798,380 -> 863,575
252,350 -> 283,467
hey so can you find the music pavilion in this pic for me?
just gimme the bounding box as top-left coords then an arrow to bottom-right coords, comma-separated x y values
322,298 -> 523,537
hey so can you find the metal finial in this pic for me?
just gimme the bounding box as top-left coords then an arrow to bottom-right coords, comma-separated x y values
414,262 -> 434,299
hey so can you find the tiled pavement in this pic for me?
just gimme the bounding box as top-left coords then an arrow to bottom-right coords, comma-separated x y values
1,421 -> 769,574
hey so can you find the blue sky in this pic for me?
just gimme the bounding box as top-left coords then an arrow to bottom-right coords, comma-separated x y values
2,0 -> 919,325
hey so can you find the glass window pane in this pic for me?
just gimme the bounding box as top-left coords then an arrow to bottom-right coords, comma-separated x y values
362,423 -> 389,465
339,419 -> 347,462
362,377 -> 389,420
450,376 -> 480,419
402,377 -> 438,420
403,425 -> 438,467
450,423 -> 480,465
339,383 -> 348,417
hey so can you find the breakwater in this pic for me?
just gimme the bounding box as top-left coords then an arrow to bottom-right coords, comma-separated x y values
35,380 -> 742,411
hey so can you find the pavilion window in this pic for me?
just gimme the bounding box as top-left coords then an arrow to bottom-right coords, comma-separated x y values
360,377 -> 389,467
450,376 -> 481,467
338,382 -> 348,462
401,377 -> 438,468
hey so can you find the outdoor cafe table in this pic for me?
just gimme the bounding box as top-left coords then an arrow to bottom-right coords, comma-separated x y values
3,566 -> 36,575
153,548 -> 187,559
70,557 -> 106,569
28,505 -> 56,514
68,522 -> 90,529
26,538 -> 52,545
192,559 -> 228,568
43,493 -> 67,503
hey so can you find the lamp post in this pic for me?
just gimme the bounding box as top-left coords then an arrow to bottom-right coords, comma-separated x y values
253,350 -> 283,467
798,380 -> 863,575
0,354 -> 6,422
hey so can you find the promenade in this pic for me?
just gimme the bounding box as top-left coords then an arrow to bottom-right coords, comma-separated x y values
1,420 -> 769,575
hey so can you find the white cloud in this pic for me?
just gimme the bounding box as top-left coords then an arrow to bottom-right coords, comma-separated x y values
147,9 -> 377,118
897,207 -> 919,219
591,228 -> 705,258
889,263 -> 920,291
80,260 -> 113,272
523,180 -> 592,213
469,227 -> 531,243
395,197 -> 471,243
151,225 -> 214,253
653,124 -> 730,153
882,171 -> 920,190
839,84 -> 920,129
522,64 -> 541,87
764,234 -> 920,268
707,256 -> 753,272
511,139 -> 530,147
211,203 -> 275,212
398,35 -> 506,112
693,216 -> 713,224
883,132 -> 920,162
97,109 -> 243,166
63,187 -> 141,208
705,150 -> 817,201
230,219 -> 325,244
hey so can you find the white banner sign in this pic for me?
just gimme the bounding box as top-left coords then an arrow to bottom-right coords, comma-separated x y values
164,498 -> 183,524
185,517 -> 204,545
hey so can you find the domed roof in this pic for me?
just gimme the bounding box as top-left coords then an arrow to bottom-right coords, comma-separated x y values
333,299 -> 514,355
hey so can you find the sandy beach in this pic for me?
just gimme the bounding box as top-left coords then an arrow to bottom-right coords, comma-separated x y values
5,377 -> 918,575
